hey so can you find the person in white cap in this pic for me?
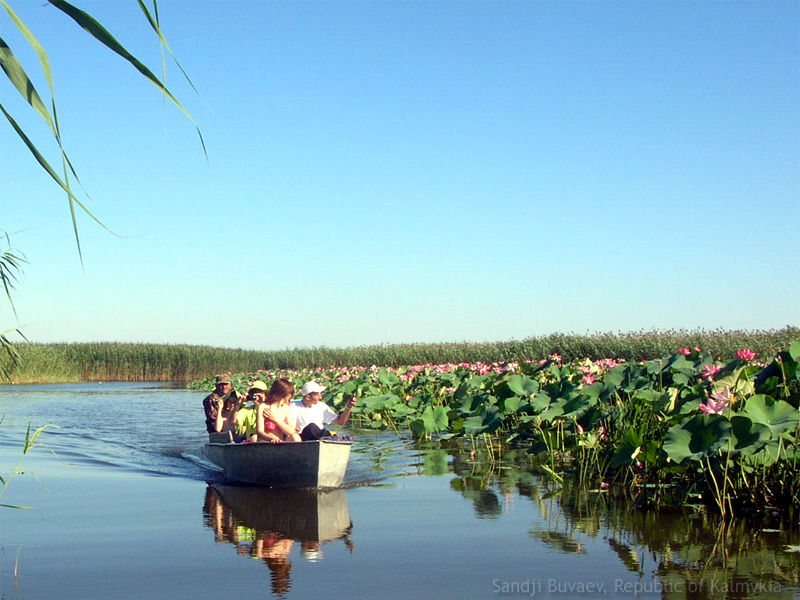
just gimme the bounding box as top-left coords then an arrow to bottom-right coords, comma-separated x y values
293,381 -> 356,441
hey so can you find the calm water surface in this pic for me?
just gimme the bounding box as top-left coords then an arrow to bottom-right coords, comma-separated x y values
0,383 -> 797,600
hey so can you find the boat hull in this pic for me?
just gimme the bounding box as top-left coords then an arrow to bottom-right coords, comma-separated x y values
202,439 -> 351,488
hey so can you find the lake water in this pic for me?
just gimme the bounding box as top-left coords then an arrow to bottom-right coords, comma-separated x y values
0,382 -> 797,599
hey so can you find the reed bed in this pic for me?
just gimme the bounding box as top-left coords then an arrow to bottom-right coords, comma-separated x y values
3,327 -> 797,383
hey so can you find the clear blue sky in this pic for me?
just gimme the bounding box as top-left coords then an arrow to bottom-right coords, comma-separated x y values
1,0 -> 798,351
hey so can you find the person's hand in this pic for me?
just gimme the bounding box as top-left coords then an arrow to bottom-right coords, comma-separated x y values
347,395 -> 357,409
263,405 -> 277,420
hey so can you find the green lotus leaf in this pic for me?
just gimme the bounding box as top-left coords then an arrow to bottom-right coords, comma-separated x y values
632,389 -> 661,403
530,391 -> 551,413
729,415 -> 771,456
377,368 -> 400,386
500,395 -> 524,415
560,394 -> 596,419
610,430 -> 643,468
672,372 -> 690,386
506,374 -> 539,397
789,340 -> 800,362
663,415 -> 731,463
602,365 -> 627,388
462,404 -> 503,435
360,394 -> 400,411
743,395 -> 799,435
420,405 -> 449,433
539,401 -> 565,424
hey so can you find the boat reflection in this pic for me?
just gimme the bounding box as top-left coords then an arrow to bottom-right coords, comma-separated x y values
203,484 -> 354,597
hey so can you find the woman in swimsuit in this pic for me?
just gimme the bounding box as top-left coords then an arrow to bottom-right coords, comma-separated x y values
257,378 -> 301,443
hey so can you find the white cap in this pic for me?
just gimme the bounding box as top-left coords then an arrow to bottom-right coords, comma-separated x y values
300,381 -> 326,396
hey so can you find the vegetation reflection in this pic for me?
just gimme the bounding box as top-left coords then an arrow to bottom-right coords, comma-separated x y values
421,443 -> 800,598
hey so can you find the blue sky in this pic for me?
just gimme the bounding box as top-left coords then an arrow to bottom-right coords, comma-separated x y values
1,0 -> 798,351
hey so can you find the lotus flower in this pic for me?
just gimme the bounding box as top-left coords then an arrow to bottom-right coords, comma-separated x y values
699,387 -> 731,415
678,347 -> 692,356
737,349 -> 756,361
581,374 -> 596,385
700,364 -> 721,380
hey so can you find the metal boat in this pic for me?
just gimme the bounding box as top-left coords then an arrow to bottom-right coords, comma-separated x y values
202,436 -> 352,488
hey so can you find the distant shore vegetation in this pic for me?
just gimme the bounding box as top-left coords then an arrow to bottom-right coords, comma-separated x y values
1,327 -> 797,383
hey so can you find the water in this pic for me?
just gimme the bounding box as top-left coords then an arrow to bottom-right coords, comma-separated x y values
0,383 -> 797,599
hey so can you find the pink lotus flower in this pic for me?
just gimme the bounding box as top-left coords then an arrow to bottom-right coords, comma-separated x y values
600,482 -> 609,490
548,353 -> 562,363
700,364 -> 721,380
737,349 -> 756,362
581,374 -> 596,385
699,387 -> 731,415
576,424 -> 584,435
678,347 -> 692,356
694,346 -> 702,352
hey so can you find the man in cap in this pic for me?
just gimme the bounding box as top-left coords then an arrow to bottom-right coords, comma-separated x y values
293,381 -> 356,441
203,374 -> 242,433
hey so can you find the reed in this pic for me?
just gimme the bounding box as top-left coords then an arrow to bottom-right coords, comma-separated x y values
3,327 -> 797,383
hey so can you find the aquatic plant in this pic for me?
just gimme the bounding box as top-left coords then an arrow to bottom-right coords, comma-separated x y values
0,422 -> 55,509
203,338 -> 800,516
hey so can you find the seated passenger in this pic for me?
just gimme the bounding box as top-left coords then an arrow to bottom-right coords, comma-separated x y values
257,378 -> 301,443
203,374 -> 244,434
237,380 -> 267,442
293,381 -> 356,441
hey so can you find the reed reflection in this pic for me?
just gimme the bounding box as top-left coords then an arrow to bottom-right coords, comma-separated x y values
203,485 -> 354,597
432,444 -> 800,598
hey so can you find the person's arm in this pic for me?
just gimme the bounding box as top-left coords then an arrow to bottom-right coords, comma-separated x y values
213,397 -> 226,432
333,395 -> 357,426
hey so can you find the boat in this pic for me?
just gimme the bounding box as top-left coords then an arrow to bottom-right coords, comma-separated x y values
202,435 -> 352,488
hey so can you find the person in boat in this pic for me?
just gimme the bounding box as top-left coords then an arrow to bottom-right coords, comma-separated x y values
236,380 -> 267,442
293,381 -> 356,441
203,374 -> 244,434
257,378 -> 302,443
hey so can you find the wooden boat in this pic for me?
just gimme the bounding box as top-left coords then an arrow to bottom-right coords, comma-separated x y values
202,435 -> 352,488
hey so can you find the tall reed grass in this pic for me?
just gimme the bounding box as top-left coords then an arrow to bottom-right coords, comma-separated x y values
4,327 -> 797,383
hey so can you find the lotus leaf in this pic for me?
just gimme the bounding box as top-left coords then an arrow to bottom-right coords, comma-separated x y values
463,405 -> 503,435
360,394 -> 400,411
729,416 -> 771,456
610,430 -> 643,468
506,374 -> 539,397
742,395 -> 798,435
559,394 -> 596,420
377,368 -> 400,386
790,340 -> 800,362
500,395 -> 525,415
420,405 -> 449,433
602,365 -> 626,388
663,415 -> 731,463
530,391 -> 551,413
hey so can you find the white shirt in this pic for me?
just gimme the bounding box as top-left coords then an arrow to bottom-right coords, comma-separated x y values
292,400 -> 338,430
